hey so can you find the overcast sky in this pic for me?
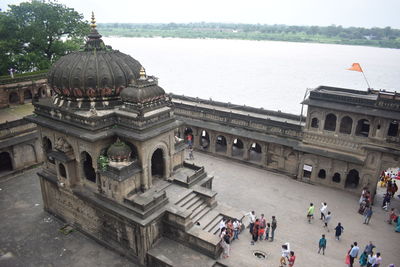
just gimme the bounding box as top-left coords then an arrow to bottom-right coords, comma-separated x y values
1,0 -> 399,29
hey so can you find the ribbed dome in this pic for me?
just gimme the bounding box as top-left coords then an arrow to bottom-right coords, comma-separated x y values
107,139 -> 132,162
121,67 -> 166,104
47,13 -> 142,102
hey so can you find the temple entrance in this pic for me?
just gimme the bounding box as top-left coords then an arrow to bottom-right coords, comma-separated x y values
249,142 -> 262,162
9,92 -> 19,104
0,152 -> 13,173
216,135 -> 227,153
82,152 -> 96,183
232,138 -> 244,158
345,169 -> 360,188
200,130 -> 210,149
151,149 -> 164,179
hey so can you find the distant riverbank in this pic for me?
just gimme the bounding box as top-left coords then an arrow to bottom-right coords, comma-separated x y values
98,23 -> 400,49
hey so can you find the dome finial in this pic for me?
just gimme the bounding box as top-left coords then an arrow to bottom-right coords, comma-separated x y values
139,67 -> 147,80
91,11 -> 97,29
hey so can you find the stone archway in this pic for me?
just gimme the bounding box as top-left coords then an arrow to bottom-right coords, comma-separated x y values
345,169 -> 360,188
0,152 -> 13,173
9,92 -> 19,104
151,148 -> 164,179
81,151 -> 96,183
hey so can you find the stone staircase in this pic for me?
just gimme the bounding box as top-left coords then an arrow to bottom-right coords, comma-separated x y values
175,192 -> 212,225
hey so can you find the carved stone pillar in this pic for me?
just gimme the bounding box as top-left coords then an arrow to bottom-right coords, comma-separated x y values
243,140 -> 250,161
209,132 -> 216,153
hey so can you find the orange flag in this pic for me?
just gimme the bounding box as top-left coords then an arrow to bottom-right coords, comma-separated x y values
347,63 -> 363,72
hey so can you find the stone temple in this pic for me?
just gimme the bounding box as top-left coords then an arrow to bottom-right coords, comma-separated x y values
26,15 -> 244,266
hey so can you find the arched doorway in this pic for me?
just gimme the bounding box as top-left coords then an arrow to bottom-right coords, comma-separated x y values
332,173 -> 341,183
82,152 -> 96,183
216,135 -> 227,153
59,163 -> 67,178
0,152 -> 13,173
324,113 -> 337,131
24,90 -> 32,100
345,169 -> 360,188
9,92 -> 19,104
249,142 -> 262,162
151,148 -> 164,179
232,138 -> 244,158
42,137 -> 55,164
200,130 -> 210,149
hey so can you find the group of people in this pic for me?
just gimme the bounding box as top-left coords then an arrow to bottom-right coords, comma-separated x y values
245,211 -> 277,244
345,241 -> 384,267
244,211 -> 295,266
218,218 -> 242,258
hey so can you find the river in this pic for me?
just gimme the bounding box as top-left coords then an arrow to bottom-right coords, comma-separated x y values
104,37 -> 400,114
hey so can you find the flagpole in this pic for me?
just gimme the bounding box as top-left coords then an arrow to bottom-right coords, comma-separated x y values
361,71 -> 371,89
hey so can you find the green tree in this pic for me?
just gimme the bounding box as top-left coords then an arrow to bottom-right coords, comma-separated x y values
0,0 -> 89,75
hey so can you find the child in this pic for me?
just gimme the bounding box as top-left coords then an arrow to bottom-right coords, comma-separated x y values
265,223 -> 271,240
323,211 -> 332,232
307,203 -> 315,223
280,243 -> 290,267
288,251 -> 296,267
258,226 -> 265,241
318,234 -> 327,255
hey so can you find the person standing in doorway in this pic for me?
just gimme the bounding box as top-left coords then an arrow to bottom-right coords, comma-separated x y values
349,242 -> 360,267
318,234 -> 327,255
335,222 -> 344,240
307,203 -> 315,223
270,216 -> 277,242
320,202 -> 328,220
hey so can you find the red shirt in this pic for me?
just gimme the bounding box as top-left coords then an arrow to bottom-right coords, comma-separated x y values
289,255 -> 296,266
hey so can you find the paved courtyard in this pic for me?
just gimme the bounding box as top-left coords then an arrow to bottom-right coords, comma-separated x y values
0,151 -> 399,267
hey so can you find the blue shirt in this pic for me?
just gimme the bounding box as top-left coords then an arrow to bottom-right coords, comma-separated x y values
349,246 -> 359,257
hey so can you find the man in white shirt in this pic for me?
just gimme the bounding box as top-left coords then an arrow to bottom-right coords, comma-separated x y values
320,202 -> 327,220
245,211 -> 256,234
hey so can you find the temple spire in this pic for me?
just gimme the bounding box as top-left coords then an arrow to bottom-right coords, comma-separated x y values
91,12 -> 97,30
139,67 -> 147,80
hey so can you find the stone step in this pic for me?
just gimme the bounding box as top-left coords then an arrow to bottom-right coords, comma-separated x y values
186,197 -> 204,212
197,209 -> 220,230
175,191 -> 196,206
192,205 -> 211,223
210,219 -> 224,235
190,202 -> 208,218
181,195 -> 201,209
203,214 -> 223,234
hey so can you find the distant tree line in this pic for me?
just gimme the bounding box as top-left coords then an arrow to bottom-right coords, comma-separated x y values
98,22 -> 400,49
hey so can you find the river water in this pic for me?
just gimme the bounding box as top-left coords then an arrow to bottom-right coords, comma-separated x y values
104,37 -> 400,114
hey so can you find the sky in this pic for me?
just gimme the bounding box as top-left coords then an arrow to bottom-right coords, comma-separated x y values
1,0 -> 399,29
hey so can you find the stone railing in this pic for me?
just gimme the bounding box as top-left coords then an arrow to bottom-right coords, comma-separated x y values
174,101 -> 304,140
303,132 -> 363,153
0,72 -> 47,86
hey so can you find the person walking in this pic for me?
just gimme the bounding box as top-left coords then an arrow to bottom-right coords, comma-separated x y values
363,206 -> 373,225
288,251 -> 296,267
279,242 -> 290,267
270,216 -> 277,242
318,234 -> 327,255
307,203 -> 315,223
334,222 -> 344,240
320,202 -> 327,220
323,211 -> 332,232
349,242 -> 360,267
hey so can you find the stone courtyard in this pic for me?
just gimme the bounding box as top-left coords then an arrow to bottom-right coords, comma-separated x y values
0,151 -> 399,267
